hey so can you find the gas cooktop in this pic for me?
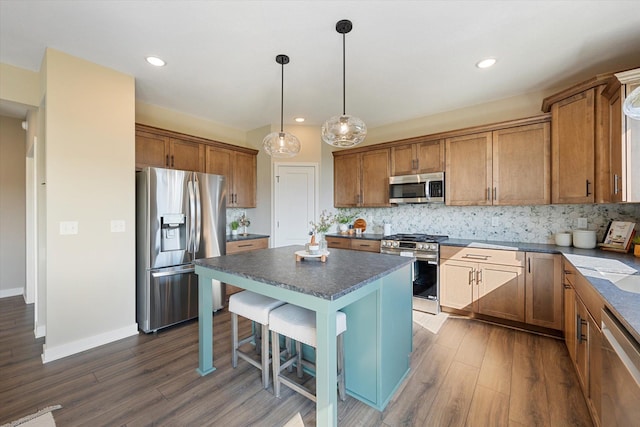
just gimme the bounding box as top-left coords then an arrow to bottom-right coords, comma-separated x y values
383,234 -> 448,243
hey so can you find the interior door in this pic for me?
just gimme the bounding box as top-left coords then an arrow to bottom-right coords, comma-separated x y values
273,164 -> 317,247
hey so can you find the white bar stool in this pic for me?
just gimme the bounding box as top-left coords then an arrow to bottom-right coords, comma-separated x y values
269,304 -> 347,402
229,291 -> 285,388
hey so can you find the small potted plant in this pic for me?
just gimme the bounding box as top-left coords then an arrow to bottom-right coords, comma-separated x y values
230,221 -> 239,236
335,210 -> 359,233
238,213 -> 251,235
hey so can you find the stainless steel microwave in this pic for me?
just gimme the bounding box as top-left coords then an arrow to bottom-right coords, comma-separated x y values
389,172 -> 444,204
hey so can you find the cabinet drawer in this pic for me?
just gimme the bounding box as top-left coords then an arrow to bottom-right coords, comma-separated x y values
351,239 -> 381,253
326,237 -> 351,249
440,246 -> 524,267
226,238 -> 268,254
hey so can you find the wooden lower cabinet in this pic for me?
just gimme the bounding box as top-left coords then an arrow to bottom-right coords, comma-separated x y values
563,261 -> 603,426
225,237 -> 269,294
326,237 -> 381,253
525,253 -> 563,330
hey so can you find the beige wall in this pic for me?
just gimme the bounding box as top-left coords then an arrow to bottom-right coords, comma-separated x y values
0,63 -> 39,107
42,49 -> 137,361
0,116 -> 26,296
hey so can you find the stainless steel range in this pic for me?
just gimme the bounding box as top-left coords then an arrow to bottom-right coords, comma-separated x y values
380,234 -> 448,314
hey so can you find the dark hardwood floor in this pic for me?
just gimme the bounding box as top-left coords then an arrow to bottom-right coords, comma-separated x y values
0,295 -> 593,426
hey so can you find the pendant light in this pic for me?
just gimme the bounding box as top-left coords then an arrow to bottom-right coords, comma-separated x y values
263,54 -> 301,158
321,19 -> 367,148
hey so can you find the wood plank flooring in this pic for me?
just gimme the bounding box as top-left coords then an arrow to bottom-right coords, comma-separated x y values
0,296 -> 593,426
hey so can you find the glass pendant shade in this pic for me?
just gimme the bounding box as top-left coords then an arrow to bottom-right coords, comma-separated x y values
262,131 -> 300,158
321,114 -> 367,147
623,86 -> 640,120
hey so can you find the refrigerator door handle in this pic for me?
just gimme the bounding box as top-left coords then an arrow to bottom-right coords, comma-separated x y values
187,179 -> 196,253
194,174 -> 202,253
151,266 -> 196,278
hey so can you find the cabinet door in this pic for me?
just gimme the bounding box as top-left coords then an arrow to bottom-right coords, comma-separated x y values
551,89 -> 595,204
205,146 -> 233,205
587,312 -> 602,424
135,130 -> 169,170
440,259 -> 475,311
625,81 -> 640,202
233,151 -> 257,208
334,153 -> 360,207
493,123 -> 550,205
574,296 -> 589,392
390,144 -> 415,176
415,140 -> 444,173
525,253 -> 562,330
445,132 -> 493,205
564,284 -> 576,363
475,264 -> 525,322
609,87 -> 624,202
169,138 -> 204,172
361,149 -> 390,207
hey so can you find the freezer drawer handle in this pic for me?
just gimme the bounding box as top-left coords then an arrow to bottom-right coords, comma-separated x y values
151,268 -> 195,278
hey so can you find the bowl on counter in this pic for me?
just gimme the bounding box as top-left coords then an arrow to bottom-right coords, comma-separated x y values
555,232 -> 572,247
573,230 -> 597,249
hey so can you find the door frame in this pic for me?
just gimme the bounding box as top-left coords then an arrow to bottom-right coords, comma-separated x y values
271,162 -> 319,248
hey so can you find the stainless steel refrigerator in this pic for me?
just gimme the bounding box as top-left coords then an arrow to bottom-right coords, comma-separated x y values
136,167 -> 226,333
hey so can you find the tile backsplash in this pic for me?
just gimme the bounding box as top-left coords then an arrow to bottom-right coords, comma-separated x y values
345,203 -> 640,244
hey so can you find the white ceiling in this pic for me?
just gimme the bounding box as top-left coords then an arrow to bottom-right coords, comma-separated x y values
1,1 -> 640,130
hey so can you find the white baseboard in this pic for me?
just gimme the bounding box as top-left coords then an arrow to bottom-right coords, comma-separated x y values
34,324 -> 46,338
41,323 -> 139,363
0,287 -> 24,298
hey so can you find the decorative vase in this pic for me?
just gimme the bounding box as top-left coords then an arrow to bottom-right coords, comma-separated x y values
242,226 -> 248,235
317,232 -> 328,252
231,229 -> 238,237
339,223 -> 348,233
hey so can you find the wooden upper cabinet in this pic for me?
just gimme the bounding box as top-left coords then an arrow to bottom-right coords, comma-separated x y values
135,129 -> 169,170
445,132 -> 493,206
615,68 -> 640,202
391,139 -> 444,175
608,85 -> 624,203
169,137 -> 205,172
334,148 -> 390,208
551,89 -> 596,204
205,146 -> 256,208
493,122 -> 550,205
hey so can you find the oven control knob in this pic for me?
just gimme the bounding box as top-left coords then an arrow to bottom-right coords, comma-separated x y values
393,241 -> 399,248
429,243 -> 437,251
382,241 -> 388,247
417,243 -> 424,250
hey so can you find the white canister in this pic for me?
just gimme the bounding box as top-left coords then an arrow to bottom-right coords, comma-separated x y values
573,230 -> 597,249
383,223 -> 391,236
555,232 -> 572,247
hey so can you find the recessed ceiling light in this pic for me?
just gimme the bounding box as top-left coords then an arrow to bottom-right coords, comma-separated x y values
476,58 -> 497,69
295,117 -> 305,123
146,56 -> 166,67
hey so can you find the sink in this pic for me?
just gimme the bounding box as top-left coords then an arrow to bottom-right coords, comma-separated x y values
597,271 -> 640,294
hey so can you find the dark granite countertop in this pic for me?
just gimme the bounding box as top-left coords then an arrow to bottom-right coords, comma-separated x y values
325,233 -> 385,241
195,244 -> 414,301
226,233 -> 270,242
442,238 -> 640,343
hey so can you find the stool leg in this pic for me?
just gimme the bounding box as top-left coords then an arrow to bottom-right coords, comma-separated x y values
254,321 -> 261,355
338,333 -> 346,401
261,323 -> 270,388
271,331 -> 281,398
296,341 -> 303,378
231,312 -> 239,368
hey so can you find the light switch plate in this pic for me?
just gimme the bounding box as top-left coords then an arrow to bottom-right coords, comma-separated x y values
577,218 -> 587,228
110,220 -> 126,233
60,221 -> 78,235
491,217 -> 500,227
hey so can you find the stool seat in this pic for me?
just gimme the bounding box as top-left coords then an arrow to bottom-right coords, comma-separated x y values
269,304 -> 347,346
229,291 -> 285,324
269,304 -> 347,402
229,291 -> 285,389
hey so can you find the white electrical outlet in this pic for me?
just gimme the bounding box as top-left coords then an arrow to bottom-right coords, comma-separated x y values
59,221 -> 78,235
577,218 -> 588,229
110,220 -> 126,233
492,217 -> 500,227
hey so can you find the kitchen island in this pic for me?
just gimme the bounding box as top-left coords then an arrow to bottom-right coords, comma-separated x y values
194,245 -> 414,427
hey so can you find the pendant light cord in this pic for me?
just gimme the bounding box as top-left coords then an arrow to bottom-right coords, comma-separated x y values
280,60 -> 284,133
342,32 -> 346,115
